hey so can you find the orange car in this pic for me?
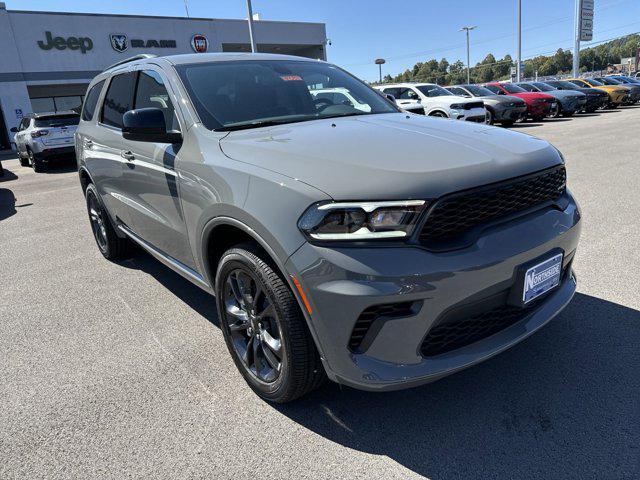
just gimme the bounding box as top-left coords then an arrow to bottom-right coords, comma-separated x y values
566,78 -> 630,107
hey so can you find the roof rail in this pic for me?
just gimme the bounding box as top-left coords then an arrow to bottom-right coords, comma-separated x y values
104,54 -> 157,72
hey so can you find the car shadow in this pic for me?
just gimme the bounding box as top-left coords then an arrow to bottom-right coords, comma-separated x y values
116,251 -> 220,327
544,118 -> 573,123
0,168 -> 18,183
111,250 -> 638,478
0,186 -> 17,221
42,159 -> 78,174
270,292 -> 638,479
508,123 -> 543,128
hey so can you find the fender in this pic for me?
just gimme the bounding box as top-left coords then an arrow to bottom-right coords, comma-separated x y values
199,216 -> 330,367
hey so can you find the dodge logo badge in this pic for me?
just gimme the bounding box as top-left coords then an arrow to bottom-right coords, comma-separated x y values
110,34 -> 128,53
191,34 -> 208,53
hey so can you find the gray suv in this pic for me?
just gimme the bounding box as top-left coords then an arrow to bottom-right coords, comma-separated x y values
12,111 -> 79,172
76,53 -> 582,402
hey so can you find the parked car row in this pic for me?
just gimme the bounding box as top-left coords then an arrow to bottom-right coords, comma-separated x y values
375,74 -> 640,127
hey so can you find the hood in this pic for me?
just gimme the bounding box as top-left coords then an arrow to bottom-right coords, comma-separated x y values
508,91 -> 556,102
543,90 -> 585,100
438,95 -> 482,106
218,113 -> 562,200
481,95 -> 526,106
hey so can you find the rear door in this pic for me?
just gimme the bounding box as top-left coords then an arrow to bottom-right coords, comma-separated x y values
89,71 -> 138,228
122,67 -> 195,269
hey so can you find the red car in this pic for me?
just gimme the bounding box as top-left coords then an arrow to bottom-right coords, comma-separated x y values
484,82 -> 557,121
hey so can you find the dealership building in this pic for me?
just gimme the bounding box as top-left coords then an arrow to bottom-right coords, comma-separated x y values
0,2 -> 327,149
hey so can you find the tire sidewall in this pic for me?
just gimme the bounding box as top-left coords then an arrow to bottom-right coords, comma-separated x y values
85,184 -> 112,258
215,249 -> 295,400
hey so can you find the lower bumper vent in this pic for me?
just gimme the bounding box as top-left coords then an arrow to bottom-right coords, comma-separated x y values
349,301 -> 419,353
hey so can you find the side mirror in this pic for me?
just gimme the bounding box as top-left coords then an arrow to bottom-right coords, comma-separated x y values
384,93 -> 396,103
10,127 -> 18,133
122,108 -> 182,144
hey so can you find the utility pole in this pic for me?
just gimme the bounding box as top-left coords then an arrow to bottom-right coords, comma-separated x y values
246,0 -> 257,53
516,0 -> 522,82
183,0 -> 190,18
460,26 -> 476,84
573,0 -> 581,76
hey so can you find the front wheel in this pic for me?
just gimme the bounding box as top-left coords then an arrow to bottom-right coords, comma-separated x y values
485,109 -> 495,125
28,150 -> 45,173
430,111 -> 448,118
216,246 -> 325,403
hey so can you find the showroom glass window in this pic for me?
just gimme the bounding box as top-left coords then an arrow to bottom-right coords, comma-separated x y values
101,72 -> 136,128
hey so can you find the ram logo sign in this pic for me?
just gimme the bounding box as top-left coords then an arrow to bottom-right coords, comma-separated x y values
110,34 -> 128,53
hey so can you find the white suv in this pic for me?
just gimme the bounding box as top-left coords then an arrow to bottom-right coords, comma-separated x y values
11,111 -> 79,172
375,83 -> 486,122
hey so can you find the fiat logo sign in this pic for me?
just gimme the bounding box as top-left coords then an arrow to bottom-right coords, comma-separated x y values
191,34 -> 208,53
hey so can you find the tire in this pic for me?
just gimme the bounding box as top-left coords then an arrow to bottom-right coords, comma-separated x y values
28,149 -> 45,173
19,155 -> 29,167
430,111 -> 448,118
485,109 -> 495,125
216,245 -> 325,403
85,183 -> 133,260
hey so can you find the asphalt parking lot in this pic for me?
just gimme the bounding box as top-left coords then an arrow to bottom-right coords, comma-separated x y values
1,107 -> 638,480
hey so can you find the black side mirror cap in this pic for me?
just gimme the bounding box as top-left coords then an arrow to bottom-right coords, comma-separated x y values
122,108 -> 182,144
10,127 -> 18,133
384,93 -> 396,103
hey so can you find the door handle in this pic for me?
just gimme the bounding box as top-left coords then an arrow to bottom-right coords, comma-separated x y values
121,150 -> 135,161
84,140 -> 93,148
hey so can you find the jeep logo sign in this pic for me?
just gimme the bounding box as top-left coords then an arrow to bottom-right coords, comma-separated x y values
37,31 -> 93,54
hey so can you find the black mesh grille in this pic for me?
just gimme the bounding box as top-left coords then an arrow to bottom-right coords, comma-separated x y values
419,166 -> 566,248
463,101 -> 484,110
349,302 -> 416,353
420,302 -> 540,357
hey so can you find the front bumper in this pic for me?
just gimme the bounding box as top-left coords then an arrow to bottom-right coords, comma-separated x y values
452,107 -> 486,122
527,101 -> 553,118
286,196 -> 581,391
560,97 -> 587,113
494,105 -> 528,122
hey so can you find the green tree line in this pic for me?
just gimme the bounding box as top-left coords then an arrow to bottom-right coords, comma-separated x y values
379,33 -> 639,85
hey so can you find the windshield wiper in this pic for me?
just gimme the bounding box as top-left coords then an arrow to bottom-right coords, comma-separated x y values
216,117 -> 315,132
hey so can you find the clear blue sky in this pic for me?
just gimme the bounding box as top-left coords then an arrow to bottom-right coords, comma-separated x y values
11,0 -> 640,80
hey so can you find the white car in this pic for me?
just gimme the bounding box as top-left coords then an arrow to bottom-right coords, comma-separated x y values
310,87 -> 372,112
375,83 -> 486,122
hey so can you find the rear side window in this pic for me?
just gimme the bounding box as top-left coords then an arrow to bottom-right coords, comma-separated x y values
81,81 -> 105,121
101,72 -> 136,128
134,70 -> 179,131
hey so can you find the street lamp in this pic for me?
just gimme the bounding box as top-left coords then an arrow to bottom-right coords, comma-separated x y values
375,58 -> 386,83
246,0 -> 257,53
460,26 -> 476,84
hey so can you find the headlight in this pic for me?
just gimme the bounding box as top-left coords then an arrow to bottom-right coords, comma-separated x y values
298,200 -> 427,241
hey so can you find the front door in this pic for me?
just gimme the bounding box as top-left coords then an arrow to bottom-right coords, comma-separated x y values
122,68 -> 195,270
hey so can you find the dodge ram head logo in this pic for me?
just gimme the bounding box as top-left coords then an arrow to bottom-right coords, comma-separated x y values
110,34 -> 128,53
191,34 -> 208,53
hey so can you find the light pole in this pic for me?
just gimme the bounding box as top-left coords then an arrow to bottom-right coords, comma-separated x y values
375,58 -> 386,83
516,0 -> 522,82
573,0 -> 580,76
246,0 -> 257,53
460,26 -> 476,84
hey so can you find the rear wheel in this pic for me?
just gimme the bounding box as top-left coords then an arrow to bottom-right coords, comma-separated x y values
85,183 -> 133,260
19,154 -> 29,167
28,150 -> 45,173
216,245 -> 325,403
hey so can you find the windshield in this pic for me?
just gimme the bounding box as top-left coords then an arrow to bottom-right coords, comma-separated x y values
552,81 -> 583,90
34,115 -> 80,128
416,85 -> 453,97
175,60 -> 397,130
502,83 -> 527,94
517,83 -> 537,92
582,78 -> 603,86
596,77 -> 621,85
464,85 -> 495,96
532,82 -> 555,92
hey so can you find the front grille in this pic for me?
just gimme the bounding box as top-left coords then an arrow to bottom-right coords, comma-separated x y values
419,166 -> 566,248
420,302 -> 540,357
463,101 -> 484,110
348,301 -> 417,353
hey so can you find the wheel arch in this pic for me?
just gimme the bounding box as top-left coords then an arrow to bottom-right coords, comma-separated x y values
427,109 -> 449,117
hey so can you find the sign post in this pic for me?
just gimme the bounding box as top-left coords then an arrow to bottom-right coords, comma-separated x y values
375,58 -> 385,83
574,0 -> 594,76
